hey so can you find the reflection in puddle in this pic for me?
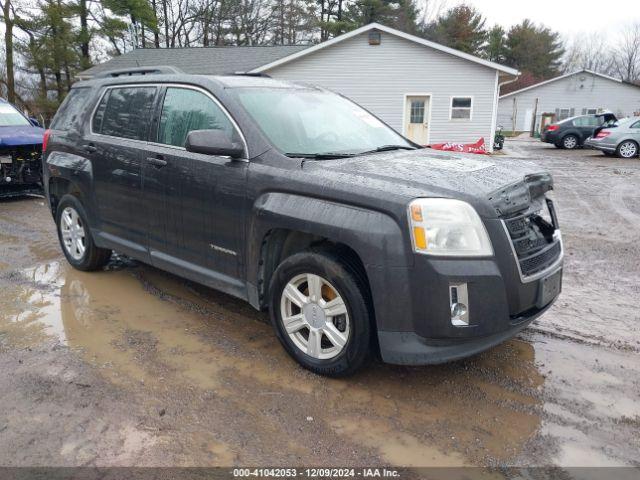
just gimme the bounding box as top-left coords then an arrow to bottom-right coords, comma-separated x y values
0,260 -> 549,466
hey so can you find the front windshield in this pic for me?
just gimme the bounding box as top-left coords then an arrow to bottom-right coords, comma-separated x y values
0,103 -> 31,127
235,88 -> 413,156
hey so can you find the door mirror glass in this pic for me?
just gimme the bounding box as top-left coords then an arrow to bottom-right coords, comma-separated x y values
185,129 -> 244,158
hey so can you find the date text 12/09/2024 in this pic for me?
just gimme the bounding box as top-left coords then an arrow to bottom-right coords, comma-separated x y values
232,468 -> 401,478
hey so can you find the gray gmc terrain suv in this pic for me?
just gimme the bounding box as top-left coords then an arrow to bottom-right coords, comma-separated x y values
43,68 -> 563,376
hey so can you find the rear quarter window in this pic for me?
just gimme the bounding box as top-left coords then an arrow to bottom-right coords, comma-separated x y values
92,86 -> 157,141
50,88 -> 92,130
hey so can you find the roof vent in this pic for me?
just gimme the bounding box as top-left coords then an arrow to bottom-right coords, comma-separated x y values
368,31 -> 381,46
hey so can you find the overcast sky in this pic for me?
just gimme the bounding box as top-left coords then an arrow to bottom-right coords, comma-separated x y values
465,0 -> 640,38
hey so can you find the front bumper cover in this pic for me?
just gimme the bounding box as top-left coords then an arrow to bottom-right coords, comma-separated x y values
378,300 -> 554,365
370,218 -> 563,365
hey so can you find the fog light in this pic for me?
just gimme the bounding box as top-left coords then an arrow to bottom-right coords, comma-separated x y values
449,283 -> 469,327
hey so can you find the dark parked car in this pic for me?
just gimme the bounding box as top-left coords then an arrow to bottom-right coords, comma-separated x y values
541,113 -> 617,149
43,68 -> 563,376
0,98 -> 45,198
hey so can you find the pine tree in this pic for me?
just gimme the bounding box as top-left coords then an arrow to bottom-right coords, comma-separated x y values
484,25 -> 506,63
504,19 -> 564,78
421,5 -> 487,55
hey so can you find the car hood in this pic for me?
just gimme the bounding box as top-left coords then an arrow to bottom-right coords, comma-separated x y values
0,125 -> 45,147
302,149 -> 552,218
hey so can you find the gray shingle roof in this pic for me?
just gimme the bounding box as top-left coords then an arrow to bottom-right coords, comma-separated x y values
78,45 -> 310,78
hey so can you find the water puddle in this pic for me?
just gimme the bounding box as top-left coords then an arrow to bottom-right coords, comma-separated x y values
0,259 -> 552,466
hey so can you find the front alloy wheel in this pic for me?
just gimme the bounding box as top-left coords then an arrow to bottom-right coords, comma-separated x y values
269,250 -> 372,377
280,273 -> 350,360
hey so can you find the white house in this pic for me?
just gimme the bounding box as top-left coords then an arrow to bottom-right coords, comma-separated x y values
79,23 -> 519,150
498,69 -> 640,133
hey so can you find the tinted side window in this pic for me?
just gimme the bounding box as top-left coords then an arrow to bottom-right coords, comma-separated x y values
92,86 -> 156,140
51,88 -> 92,130
573,116 -> 599,127
157,87 -> 234,148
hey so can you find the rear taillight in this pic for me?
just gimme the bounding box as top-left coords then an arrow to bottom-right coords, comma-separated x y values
42,129 -> 51,152
595,131 -> 610,139
546,125 -> 559,132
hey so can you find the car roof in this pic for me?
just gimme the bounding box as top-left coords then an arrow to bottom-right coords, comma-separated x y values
74,70 -> 322,93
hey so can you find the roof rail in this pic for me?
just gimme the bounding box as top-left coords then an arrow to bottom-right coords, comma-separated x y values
232,72 -> 271,78
95,66 -> 183,79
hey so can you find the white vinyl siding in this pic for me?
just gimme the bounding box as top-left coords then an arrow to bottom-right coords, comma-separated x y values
264,31 -> 500,148
498,72 -> 640,131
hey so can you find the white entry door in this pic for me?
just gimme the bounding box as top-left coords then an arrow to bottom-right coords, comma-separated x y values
404,95 -> 430,145
523,108 -> 533,132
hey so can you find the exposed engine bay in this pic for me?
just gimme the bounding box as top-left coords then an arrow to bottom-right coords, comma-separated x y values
0,144 -> 43,197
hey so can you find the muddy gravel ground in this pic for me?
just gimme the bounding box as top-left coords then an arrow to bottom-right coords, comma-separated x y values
0,140 -> 639,469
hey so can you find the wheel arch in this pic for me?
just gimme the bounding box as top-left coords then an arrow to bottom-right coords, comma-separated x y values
48,177 -> 83,217
247,192 -> 412,334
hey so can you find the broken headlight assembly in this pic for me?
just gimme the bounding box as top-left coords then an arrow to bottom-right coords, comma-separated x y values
408,198 -> 493,257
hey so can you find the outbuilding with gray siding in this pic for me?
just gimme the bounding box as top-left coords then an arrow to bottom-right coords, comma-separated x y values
498,70 -> 640,133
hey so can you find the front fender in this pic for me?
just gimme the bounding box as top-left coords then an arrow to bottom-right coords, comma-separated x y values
247,192 -> 414,331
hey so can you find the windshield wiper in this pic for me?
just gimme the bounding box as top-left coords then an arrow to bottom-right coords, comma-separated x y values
359,145 -> 416,155
285,152 -> 357,159
366,145 -> 417,153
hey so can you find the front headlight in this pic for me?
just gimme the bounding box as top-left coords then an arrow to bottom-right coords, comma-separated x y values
408,198 -> 493,256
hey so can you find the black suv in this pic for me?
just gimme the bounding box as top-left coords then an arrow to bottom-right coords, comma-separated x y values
43,68 -> 563,376
541,113 -> 617,149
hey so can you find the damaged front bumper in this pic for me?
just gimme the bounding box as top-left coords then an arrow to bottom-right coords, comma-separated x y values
375,173 -> 563,365
0,147 -> 43,197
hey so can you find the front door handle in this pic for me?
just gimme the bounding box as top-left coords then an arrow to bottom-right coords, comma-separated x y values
146,156 -> 168,168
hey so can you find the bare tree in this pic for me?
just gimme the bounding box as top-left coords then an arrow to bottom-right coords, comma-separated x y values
563,33 -> 616,76
0,0 -> 16,102
613,23 -> 640,83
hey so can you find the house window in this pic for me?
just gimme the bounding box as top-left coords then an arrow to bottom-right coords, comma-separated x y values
450,97 -> 472,120
585,108 -> 598,115
558,108 -> 571,120
410,100 -> 425,123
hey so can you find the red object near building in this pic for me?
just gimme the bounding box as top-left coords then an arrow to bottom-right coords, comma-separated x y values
430,137 -> 488,154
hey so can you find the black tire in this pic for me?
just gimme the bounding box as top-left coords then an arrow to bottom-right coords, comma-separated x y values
56,194 -> 112,271
561,134 -> 580,150
616,140 -> 639,159
269,250 -> 372,377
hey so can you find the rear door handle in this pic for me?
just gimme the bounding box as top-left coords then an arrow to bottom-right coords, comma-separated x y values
146,156 -> 168,168
83,144 -> 97,153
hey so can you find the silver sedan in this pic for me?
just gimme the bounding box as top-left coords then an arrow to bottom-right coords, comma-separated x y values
585,117 -> 640,158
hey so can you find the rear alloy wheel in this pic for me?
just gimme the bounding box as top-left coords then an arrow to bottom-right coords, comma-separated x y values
270,251 -> 372,377
56,194 -> 112,271
562,135 -> 579,150
60,206 -> 87,261
617,141 -> 638,159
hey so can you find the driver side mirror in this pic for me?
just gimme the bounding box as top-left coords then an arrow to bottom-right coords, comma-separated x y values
29,117 -> 42,128
185,129 -> 244,159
